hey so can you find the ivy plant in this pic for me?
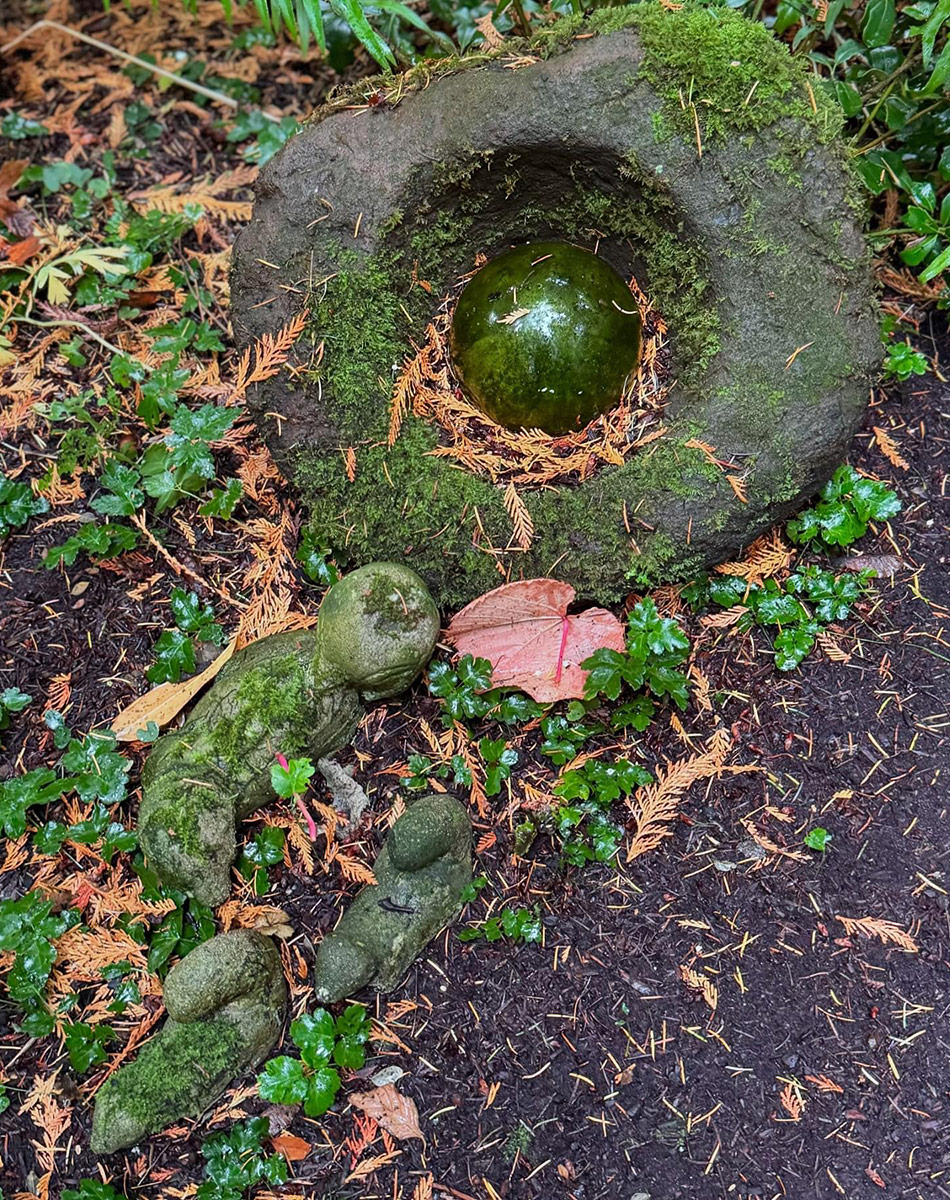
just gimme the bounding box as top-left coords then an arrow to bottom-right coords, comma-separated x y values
147,588 -> 226,684
0,475 -> 48,539
0,687 -> 31,732
197,1116 -> 288,1200
428,655 -> 544,731
479,737 -> 518,796
683,564 -> 874,670
63,1020 -> 115,1073
582,598 -> 691,728
44,521 -> 138,570
402,752 -> 472,792
257,1005 -> 370,1117
0,891 -> 79,1035
786,465 -> 902,549
459,906 -> 542,944
552,758 -> 654,868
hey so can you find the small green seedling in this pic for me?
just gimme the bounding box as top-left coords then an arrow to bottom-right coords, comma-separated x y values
786,465 -> 901,550
459,905 -> 542,944
197,1116 -> 288,1199
804,827 -> 832,852
0,687 -> 31,732
582,598 -> 690,728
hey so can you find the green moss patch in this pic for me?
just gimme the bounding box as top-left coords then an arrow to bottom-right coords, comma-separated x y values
230,2 -> 879,607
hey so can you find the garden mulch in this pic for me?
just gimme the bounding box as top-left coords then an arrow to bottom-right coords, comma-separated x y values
1,4 -> 950,1199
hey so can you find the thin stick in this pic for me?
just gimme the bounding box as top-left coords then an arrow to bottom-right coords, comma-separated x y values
1,19 -> 279,122
18,315 -> 124,358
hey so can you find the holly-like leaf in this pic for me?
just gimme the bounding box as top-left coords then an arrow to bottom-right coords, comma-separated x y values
304,1065 -> 342,1116
0,768 -> 71,837
290,1009 -> 336,1067
446,578 -> 625,703
258,1055 -> 309,1105
169,588 -> 224,644
90,461 -> 144,517
199,478 -> 243,519
147,629 -> 196,684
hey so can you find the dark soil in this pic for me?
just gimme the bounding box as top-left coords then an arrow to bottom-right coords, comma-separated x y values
1,5 -> 949,1200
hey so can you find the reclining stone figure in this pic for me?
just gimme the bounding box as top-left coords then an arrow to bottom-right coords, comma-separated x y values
139,562 -> 440,905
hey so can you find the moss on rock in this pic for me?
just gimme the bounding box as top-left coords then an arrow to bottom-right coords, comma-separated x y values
230,3 -> 879,607
91,931 -> 285,1155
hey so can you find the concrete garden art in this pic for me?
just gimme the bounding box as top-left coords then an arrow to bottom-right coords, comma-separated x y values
139,562 -> 441,905
231,2 -> 879,607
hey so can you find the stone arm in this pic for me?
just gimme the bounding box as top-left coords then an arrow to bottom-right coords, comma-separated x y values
90,932 -> 286,1156
313,793 -> 472,1004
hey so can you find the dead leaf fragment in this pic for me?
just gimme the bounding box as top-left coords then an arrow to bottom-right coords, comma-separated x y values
272,1131 -> 311,1162
474,12 -> 504,47
111,640 -> 235,740
349,1083 -> 424,1143
446,578 -> 625,702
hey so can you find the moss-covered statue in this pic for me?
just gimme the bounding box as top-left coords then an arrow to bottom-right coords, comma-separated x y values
91,931 -> 285,1155
139,563 -> 440,905
314,792 -> 472,1003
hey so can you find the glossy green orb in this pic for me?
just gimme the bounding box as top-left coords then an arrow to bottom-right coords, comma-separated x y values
449,241 -> 642,436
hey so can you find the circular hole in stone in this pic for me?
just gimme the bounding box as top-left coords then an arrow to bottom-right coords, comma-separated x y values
448,240 -> 643,437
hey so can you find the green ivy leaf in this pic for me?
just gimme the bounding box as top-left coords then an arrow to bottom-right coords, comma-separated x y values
257,1055 -> 309,1105
304,1065 -> 342,1116
291,1009 -> 336,1067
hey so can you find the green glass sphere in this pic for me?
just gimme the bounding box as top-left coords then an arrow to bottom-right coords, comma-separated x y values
449,241 -> 642,436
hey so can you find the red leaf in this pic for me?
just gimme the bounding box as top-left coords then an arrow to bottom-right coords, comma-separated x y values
446,578 -> 625,702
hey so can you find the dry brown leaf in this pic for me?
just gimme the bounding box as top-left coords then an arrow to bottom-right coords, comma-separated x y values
349,1084 -> 424,1143
272,1132 -> 311,1162
111,640 -> 235,740
447,578 -> 625,702
679,964 -> 718,1012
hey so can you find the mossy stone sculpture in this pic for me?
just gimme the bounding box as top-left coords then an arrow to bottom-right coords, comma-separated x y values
139,563 -> 439,905
231,3 -> 879,606
449,241 -> 642,435
91,931 -> 285,1154
313,792 -> 472,1003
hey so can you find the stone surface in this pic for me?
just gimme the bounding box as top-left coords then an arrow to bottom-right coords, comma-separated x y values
313,793 -> 472,1003
91,931 -> 285,1154
139,563 -> 439,904
449,241 -> 642,435
230,4 -> 880,607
